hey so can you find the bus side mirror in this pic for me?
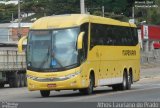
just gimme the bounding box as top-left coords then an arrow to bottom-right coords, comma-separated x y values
77,32 -> 85,50
18,36 -> 27,53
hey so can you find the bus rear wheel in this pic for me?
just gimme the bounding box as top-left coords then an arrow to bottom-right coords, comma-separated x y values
112,72 -> 128,91
127,73 -> 132,90
40,90 -> 50,97
121,72 -> 128,90
79,74 -> 94,95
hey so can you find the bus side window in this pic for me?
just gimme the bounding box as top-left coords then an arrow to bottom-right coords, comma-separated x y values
79,23 -> 89,63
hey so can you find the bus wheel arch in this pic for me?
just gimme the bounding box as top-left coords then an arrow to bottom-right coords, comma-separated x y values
79,70 -> 95,95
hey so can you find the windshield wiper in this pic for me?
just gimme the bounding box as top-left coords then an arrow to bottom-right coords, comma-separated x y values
62,63 -> 77,69
51,50 -> 64,68
52,57 -> 64,67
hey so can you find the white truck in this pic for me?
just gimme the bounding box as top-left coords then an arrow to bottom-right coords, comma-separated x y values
0,43 -> 26,88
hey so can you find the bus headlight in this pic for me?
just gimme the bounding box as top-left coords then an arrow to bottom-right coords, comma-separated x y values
27,75 -> 38,80
65,71 -> 81,79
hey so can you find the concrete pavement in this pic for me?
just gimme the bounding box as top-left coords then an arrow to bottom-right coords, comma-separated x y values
141,63 -> 160,79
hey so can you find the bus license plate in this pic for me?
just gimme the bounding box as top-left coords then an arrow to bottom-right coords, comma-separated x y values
47,84 -> 56,88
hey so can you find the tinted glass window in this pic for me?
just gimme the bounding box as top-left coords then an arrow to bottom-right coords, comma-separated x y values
90,23 -> 138,49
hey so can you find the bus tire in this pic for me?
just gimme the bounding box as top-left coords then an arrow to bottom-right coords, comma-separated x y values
127,73 -> 132,90
112,72 -> 128,91
79,74 -> 94,95
120,72 -> 128,90
40,90 -> 50,97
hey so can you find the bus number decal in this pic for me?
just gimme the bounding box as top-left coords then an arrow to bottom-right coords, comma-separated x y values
122,50 -> 136,56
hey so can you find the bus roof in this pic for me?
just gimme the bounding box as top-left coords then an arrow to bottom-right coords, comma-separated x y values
31,14 -> 136,29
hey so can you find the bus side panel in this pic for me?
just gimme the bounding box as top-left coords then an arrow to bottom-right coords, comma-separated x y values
87,46 -> 101,87
98,45 -> 140,86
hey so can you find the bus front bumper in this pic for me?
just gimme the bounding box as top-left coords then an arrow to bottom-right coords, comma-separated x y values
27,75 -> 86,91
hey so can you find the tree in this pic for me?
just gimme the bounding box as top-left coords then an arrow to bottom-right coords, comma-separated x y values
0,0 -> 160,24
0,4 -> 17,23
147,0 -> 160,24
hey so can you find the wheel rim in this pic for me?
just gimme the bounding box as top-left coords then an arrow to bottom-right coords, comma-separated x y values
123,74 -> 127,90
127,74 -> 131,89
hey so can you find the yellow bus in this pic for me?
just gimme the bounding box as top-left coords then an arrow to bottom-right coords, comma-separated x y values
18,14 -> 140,97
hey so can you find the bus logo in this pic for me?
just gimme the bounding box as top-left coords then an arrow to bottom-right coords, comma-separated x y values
122,50 -> 136,56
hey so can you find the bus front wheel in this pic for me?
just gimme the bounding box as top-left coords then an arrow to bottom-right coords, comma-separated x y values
40,90 -> 50,97
79,74 -> 94,95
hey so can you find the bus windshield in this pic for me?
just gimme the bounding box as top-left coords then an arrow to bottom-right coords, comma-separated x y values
27,27 -> 80,72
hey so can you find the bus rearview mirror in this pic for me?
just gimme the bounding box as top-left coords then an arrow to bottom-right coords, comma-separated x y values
18,36 -> 27,53
77,32 -> 85,50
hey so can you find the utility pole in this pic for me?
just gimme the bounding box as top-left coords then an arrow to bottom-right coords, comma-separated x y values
12,13 -> 14,23
132,6 -> 135,19
18,0 -> 21,40
80,0 -> 85,14
102,6 -> 104,17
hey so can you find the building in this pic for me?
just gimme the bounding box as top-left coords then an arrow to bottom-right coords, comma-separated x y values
0,23 -> 11,42
140,25 -> 160,51
0,23 -> 32,43
9,23 -> 32,41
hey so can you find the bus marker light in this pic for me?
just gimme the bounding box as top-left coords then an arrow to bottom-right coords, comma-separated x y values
29,83 -> 35,88
70,81 -> 77,86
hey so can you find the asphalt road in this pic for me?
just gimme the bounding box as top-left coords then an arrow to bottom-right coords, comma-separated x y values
0,66 -> 160,108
